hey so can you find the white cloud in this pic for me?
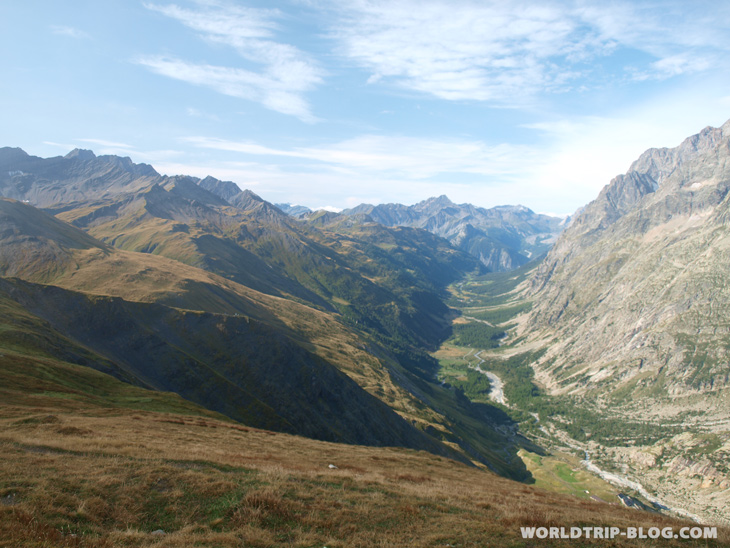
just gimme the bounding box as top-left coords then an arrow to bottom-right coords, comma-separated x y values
327,1 -> 581,103
183,134 -> 536,181
324,0 -> 730,103
647,54 -> 712,79
141,2 -> 323,121
77,138 -> 135,150
136,55 -> 318,121
51,25 -> 90,39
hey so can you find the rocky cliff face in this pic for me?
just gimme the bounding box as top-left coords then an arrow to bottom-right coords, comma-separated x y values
528,119 -> 730,397
517,120 -> 730,524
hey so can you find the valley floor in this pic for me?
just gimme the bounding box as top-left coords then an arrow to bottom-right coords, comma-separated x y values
435,268 -> 730,528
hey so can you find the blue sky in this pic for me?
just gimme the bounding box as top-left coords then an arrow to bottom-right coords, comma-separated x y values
2,0 -> 730,215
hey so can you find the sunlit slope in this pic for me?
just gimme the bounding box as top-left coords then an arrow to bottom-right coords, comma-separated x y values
1,197 -> 518,471
0,198 -> 449,431
59,181 -> 477,349
0,198 -> 454,446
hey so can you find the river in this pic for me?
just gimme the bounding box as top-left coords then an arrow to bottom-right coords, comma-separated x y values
580,452 -> 701,522
468,351 -> 507,406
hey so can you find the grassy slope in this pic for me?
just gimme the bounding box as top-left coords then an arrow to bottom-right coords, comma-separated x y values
2,198 -> 441,440
0,278 -> 463,457
2,276 -> 709,546
2,364 -> 722,548
54,239 -> 458,449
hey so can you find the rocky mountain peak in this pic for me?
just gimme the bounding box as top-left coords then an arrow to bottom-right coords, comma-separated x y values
64,148 -> 97,161
98,154 -> 158,177
238,189 -> 265,204
198,176 -> 243,202
0,147 -> 31,164
531,119 -> 730,290
335,196 -> 564,272
528,117 -> 730,377
415,194 -> 455,212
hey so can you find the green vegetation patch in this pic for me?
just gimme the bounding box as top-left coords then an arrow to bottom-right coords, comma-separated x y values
451,323 -> 506,349
468,302 -> 533,324
449,368 -> 492,404
518,450 -> 618,502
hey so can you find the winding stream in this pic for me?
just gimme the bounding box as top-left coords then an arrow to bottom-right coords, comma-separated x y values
468,351 -> 507,406
466,352 -> 699,522
578,454 -> 701,522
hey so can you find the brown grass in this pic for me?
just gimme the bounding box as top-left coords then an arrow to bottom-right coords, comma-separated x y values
1,392 -> 728,548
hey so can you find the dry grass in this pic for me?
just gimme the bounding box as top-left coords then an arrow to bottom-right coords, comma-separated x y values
2,392 -> 728,548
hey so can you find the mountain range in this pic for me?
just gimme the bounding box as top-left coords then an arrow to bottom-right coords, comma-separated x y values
0,146 -> 535,479
278,196 -> 565,272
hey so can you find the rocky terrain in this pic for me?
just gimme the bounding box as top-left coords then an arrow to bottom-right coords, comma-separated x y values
515,119 -> 730,524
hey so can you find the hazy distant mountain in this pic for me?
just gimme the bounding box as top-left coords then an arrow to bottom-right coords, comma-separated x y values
275,203 -> 313,217
339,195 -> 565,271
272,195 -> 565,272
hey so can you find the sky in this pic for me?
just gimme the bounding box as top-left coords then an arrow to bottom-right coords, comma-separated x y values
2,1 -> 730,216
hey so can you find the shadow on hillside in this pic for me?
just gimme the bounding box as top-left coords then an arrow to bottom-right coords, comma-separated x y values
395,354 -> 544,483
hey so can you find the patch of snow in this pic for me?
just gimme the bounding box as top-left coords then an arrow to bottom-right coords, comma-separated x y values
687,179 -> 714,191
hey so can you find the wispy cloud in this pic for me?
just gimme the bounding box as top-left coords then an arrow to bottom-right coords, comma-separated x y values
186,107 -> 220,121
325,1 -> 600,104
50,25 -> 90,39
140,2 -> 323,121
77,138 -> 135,149
577,1 -> 729,81
136,55 -> 318,121
323,0 -> 730,104
183,134 -> 536,181
630,54 -> 713,82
